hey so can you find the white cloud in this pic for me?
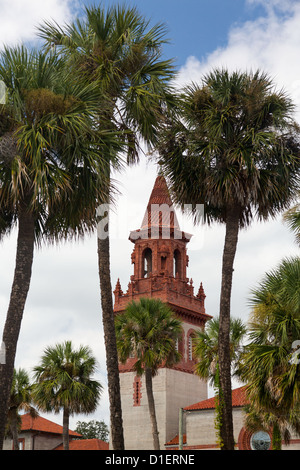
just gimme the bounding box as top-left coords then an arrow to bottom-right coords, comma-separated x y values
177,1 -> 300,119
246,0 -> 297,13
1,0 -> 300,430
0,0 -> 77,48
175,1 -> 300,320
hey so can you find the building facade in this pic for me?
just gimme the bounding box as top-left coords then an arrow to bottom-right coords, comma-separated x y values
113,175 -> 211,449
3,413 -> 81,450
165,386 -> 300,450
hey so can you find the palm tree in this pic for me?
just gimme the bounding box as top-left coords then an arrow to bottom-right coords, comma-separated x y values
38,5 -> 176,450
157,69 -> 300,449
115,297 -> 182,450
238,257 -> 300,449
194,316 -> 247,387
0,45 -> 112,449
242,400 -> 299,450
193,316 -> 247,448
32,341 -> 102,451
6,368 -> 37,450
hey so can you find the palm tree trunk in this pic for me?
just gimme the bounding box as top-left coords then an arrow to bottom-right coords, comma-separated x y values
218,204 -> 240,450
272,422 -> 282,450
63,407 -> 70,450
0,207 -> 35,449
10,408 -> 19,450
145,367 -> 160,450
97,229 -> 124,450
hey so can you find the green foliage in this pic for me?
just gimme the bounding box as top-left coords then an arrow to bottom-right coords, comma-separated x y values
239,257 -> 300,446
157,67 -> 300,450
115,297 -> 182,376
5,368 -> 38,446
23,88 -> 77,122
193,316 -> 247,387
9,368 -> 33,409
37,4 -> 177,165
75,420 -> 109,442
193,318 -> 246,449
0,44 -> 115,244
32,341 -> 102,415
284,195 -> 300,246
158,68 -> 300,228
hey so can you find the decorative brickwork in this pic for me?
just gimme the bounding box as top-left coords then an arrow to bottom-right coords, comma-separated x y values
133,376 -> 142,406
114,175 -> 212,374
113,175 -> 211,449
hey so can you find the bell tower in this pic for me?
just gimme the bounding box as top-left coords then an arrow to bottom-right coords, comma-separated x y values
114,175 -> 211,449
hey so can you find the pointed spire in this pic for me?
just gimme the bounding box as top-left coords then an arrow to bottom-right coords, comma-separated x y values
196,282 -> 206,308
140,175 -> 180,230
114,278 -> 123,297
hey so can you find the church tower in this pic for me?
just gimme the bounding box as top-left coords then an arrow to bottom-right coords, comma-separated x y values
113,175 -> 211,449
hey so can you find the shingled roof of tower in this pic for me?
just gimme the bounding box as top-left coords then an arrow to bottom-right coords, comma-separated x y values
140,175 -> 180,230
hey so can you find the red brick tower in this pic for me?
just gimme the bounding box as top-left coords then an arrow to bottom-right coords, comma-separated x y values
113,175 -> 211,449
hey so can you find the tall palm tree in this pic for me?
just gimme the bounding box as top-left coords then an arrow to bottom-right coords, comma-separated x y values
6,368 -> 37,450
194,316 -> 247,448
0,45 -> 112,449
238,257 -> 300,449
38,5 -> 176,450
32,341 -> 102,451
157,69 -> 300,449
115,297 -> 182,450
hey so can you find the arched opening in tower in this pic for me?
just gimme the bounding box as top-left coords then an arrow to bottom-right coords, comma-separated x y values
142,248 -> 152,278
173,249 -> 181,278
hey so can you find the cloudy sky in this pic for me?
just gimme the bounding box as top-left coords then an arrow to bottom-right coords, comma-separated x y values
0,0 -> 299,430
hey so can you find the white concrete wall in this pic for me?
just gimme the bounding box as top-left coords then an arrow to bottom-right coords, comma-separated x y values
3,431 -> 63,450
185,408 -> 300,450
120,368 -> 207,450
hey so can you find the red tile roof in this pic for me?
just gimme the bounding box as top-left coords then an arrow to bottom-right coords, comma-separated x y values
184,386 -> 248,411
166,387 -> 249,447
166,434 -> 187,446
140,175 -> 180,230
54,439 -> 109,450
21,413 -> 81,437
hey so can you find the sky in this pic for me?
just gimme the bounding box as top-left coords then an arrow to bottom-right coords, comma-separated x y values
0,0 -> 300,432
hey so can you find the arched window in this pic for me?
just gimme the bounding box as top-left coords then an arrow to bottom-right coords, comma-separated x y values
142,248 -> 152,278
173,249 -> 181,277
175,333 -> 184,357
188,335 -> 193,361
187,330 -> 196,361
161,255 -> 167,271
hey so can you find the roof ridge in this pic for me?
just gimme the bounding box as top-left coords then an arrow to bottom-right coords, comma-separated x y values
184,386 -> 248,411
21,412 -> 81,436
140,175 -> 180,230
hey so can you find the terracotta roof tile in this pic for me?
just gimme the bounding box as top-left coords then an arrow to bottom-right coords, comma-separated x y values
184,386 -> 249,411
165,434 -> 187,446
140,175 -> 180,230
54,439 -> 109,450
21,413 -> 81,437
